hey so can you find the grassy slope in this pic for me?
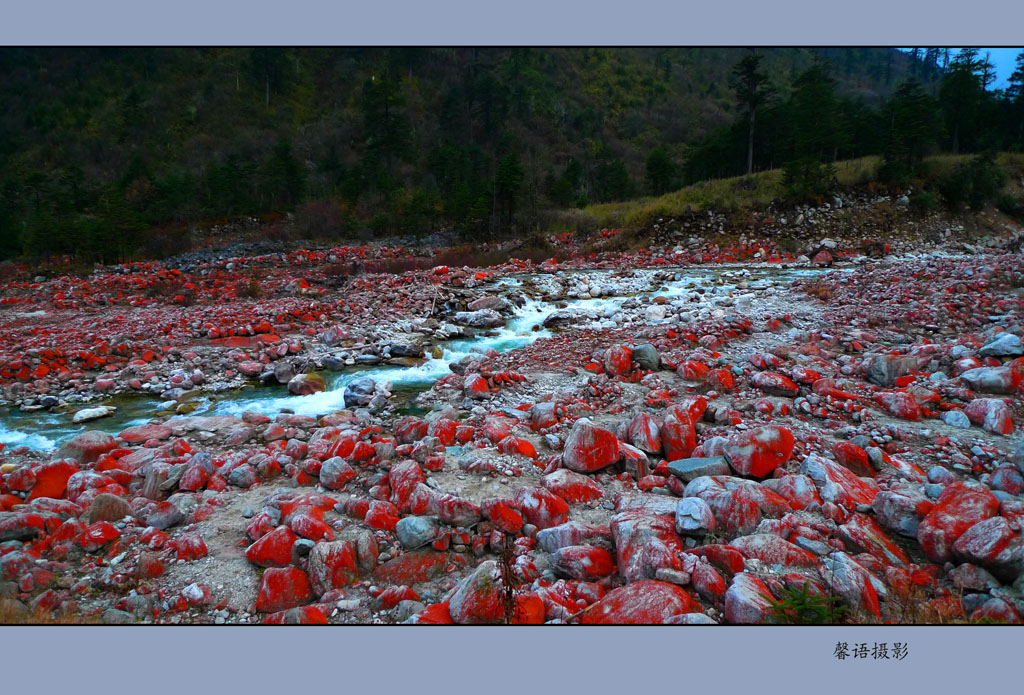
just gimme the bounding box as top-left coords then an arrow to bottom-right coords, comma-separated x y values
553,153 -> 1024,232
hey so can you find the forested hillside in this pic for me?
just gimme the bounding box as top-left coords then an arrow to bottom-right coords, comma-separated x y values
1,47 -> 1021,260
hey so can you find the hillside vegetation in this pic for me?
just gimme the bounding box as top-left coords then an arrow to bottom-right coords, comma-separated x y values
0,47 -> 1022,261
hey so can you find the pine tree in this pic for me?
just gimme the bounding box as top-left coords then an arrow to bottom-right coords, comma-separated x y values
1008,51 -> 1024,147
730,51 -> 775,175
939,48 -> 988,154
645,147 -> 676,195
881,79 -> 940,183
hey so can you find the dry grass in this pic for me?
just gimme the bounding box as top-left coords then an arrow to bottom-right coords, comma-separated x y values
0,598 -> 101,625
548,152 -> 1022,233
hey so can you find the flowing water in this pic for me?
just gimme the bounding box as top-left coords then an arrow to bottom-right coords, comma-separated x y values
1,265 -> 840,451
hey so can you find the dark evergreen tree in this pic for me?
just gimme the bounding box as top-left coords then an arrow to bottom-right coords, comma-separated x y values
730,52 -> 775,175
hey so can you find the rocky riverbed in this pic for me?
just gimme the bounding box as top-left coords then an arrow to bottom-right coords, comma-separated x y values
1,221 -> 1023,625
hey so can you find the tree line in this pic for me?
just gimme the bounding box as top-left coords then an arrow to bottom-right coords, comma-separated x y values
0,47 -> 1021,262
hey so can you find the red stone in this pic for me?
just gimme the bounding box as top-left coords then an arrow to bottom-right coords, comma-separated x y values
579,581 -> 696,624
245,526 -> 299,567
661,408 -> 696,462
26,461 -> 78,502
308,540 -> 360,596
514,486 -> 570,530
255,567 -> 313,613
551,545 -> 615,580
604,345 -> 632,377
723,426 -> 794,478
541,469 -> 603,504
365,500 -> 401,531
917,482 -> 1000,562
561,419 -> 620,473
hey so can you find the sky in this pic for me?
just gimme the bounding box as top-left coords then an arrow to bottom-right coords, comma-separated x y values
901,47 -> 1021,89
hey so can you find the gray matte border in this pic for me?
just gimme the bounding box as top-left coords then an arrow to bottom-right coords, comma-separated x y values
1,1 -> 1021,694
0,0 -> 1022,45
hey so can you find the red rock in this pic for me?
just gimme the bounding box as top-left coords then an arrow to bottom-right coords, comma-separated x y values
819,552 -> 882,620
81,521 -> 120,551
365,501 -> 401,532
872,391 -> 921,421
514,486 -> 570,530
349,440 -> 375,462
135,552 -> 164,579
541,469 -> 603,504
119,424 -> 172,443
406,601 -> 455,624
374,550 -> 467,585
481,414 -> 515,443
263,606 -> 329,625
952,516 -> 1022,580
561,418 -> 620,473
708,368 -> 735,391
377,585 -> 420,610
388,460 -> 426,512
464,373 -> 490,398
964,398 -> 1015,435
832,441 -> 874,478
723,426 -> 794,478
512,593 -> 546,624
578,580 -> 696,624
26,461 -> 78,501
481,498 -> 524,534
551,545 -> 615,580
627,413 -> 661,453
448,560 -> 507,624
661,408 -> 696,462
917,482 -> 1000,562
498,436 -> 538,459
763,474 -> 821,510
428,418 -> 457,446
319,457 -> 357,489
750,371 -> 800,397
678,361 -> 710,381
837,514 -> 910,567
394,417 -> 428,444
307,540 -> 360,596
724,573 -> 776,624
800,454 -> 879,508
730,534 -> 817,567
970,598 -> 1023,624
245,526 -> 299,567
167,534 -> 208,561
610,510 -> 684,582
429,491 -> 482,526
54,431 -> 116,464
255,567 -> 313,612
871,487 -> 934,537
959,366 -> 1021,394
791,366 -> 822,384
604,345 -> 632,377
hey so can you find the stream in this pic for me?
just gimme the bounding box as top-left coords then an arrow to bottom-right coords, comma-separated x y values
0,265 -> 839,451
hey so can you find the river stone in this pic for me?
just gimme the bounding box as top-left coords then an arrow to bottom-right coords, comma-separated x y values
979,333 -> 1023,357
395,516 -> 439,549
344,377 -> 376,408
667,456 -> 730,482
287,373 -> 326,396
631,344 -> 661,371
454,309 -> 503,328
72,406 -> 116,424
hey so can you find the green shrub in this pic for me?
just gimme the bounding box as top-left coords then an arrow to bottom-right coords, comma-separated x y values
768,583 -> 848,625
782,159 -> 838,202
939,152 -> 1009,211
910,190 -> 940,215
995,193 -> 1024,218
